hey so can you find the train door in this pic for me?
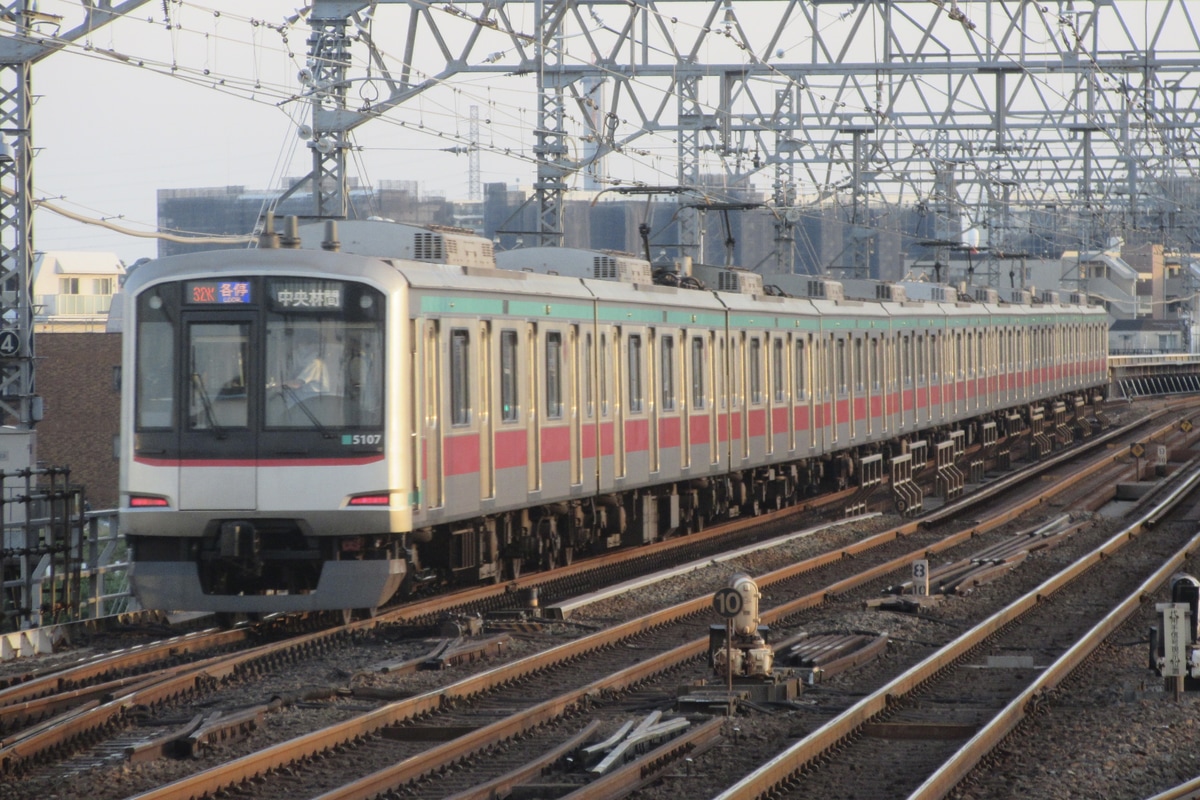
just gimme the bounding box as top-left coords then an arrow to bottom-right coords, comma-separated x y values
833,334 -> 846,446
686,331 -> 696,472
916,332 -> 927,424
479,321 -> 494,500
735,332 -> 749,463
614,327 -> 626,480
953,331 -> 964,419
597,328 -> 615,493
698,332 -> 716,467
795,335 -> 813,452
931,331 -> 944,424
768,335 -> 784,457
527,322 -> 541,493
179,313 -> 257,510
544,327 -> 566,495
716,335 -> 728,465
423,320 -> 443,509
579,328 -> 592,487
568,325 -> 582,486
811,335 -> 826,452
964,331 -> 973,414
648,329 -> 660,475
497,327 -> 523,501
748,334 -> 764,461
782,334 -> 795,454
869,336 -> 881,437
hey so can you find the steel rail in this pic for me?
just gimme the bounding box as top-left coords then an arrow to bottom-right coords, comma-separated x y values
438,720 -> 602,800
712,460 -> 1200,800
0,627 -> 250,708
555,717 -> 724,800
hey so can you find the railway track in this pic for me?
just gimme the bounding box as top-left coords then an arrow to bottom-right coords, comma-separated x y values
713,458 -> 1200,800
0,400 -> 1192,799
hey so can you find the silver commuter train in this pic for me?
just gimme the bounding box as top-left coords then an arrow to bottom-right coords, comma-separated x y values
120,219 -> 1109,615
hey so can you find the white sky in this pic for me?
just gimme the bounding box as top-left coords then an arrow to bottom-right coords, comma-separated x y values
23,1 -> 1192,265
30,1 -> 528,265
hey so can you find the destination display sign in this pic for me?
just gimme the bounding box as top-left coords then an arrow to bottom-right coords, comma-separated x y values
186,280 -> 252,304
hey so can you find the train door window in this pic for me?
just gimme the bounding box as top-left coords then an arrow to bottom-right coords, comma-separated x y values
870,338 -> 881,391
901,335 -> 912,387
965,332 -> 973,379
836,338 -> 847,395
794,338 -> 807,399
583,332 -> 594,418
955,333 -> 964,380
188,322 -> 250,430
500,329 -> 519,423
916,335 -> 925,385
546,331 -> 564,419
773,338 -> 786,403
135,292 -> 175,430
450,329 -> 471,426
749,337 -> 763,404
661,334 -> 676,411
628,334 -> 644,413
853,338 -> 864,393
927,335 -> 937,393
691,336 -> 705,409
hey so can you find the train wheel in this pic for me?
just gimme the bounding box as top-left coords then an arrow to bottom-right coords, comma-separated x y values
894,498 -> 909,515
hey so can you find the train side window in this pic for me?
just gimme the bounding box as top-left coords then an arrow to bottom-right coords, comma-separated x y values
691,336 -> 705,410
546,331 -> 563,419
661,334 -> 676,411
500,329 -> 519,423
749,336 -> 762,404
628,334 -> 643,413
450,328 -> 470,426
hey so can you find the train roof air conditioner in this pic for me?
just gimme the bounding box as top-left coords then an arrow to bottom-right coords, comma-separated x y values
494,247 -> 653,285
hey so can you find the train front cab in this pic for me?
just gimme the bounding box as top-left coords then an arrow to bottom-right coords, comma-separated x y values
121,252 -> 406,615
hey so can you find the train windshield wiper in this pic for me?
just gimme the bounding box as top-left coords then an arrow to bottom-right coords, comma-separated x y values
281,384 -> 334,439
190,373 -> 227,439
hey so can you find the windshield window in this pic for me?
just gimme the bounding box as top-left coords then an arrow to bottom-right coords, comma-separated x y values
264,279 -> 383,429
189,322 -> 250,430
